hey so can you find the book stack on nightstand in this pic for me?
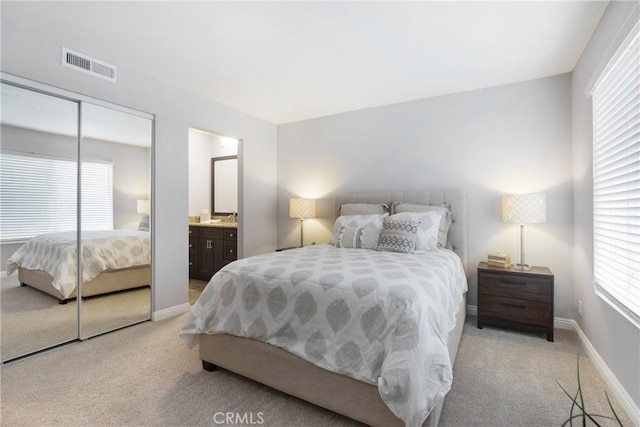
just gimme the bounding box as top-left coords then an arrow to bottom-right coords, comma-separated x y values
487,252 -> 511,269
477,262 -> 555,341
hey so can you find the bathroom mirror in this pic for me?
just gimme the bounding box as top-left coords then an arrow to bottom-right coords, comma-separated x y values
211,155 -> 238,215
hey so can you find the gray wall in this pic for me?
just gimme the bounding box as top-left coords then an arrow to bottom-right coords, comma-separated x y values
1,125 -> 150,268
1,6 -> 278,314
278,74 -> 574,317
571,1 -> 640,408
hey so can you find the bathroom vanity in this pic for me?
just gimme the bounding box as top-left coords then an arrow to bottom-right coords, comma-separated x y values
188,223 -> 237,280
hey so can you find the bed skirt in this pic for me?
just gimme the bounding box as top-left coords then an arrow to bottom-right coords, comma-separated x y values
18,266 -> 151,302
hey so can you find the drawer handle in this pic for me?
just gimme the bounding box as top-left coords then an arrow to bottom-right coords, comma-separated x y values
189,262 -> 192,266
189,244 -> 192,248
189,230 -> 192,234
502,280 -> 527,286
500,302 -> 527,309
229,249 -> 234,253
206,240 -> 212,249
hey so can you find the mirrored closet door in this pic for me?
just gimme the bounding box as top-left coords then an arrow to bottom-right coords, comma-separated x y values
79,103 -> 152,338
0,77 -> 154,363
1,82 -> 80,361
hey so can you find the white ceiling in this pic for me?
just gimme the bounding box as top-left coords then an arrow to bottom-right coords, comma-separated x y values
2,1 -> 608,124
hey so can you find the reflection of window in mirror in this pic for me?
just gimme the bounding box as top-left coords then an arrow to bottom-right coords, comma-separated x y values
211,155 -> 238,215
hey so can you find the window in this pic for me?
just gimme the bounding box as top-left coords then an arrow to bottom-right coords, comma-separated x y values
592,21 -> 640,327
0,151 -> 113,241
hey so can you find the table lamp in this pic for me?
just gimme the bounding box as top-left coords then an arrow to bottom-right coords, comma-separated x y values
290,198 -> 316,247
502,194 -> 546,270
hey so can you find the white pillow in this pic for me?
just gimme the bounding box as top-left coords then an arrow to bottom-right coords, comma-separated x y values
392,202 -> 452,248
389,211 -> 442,250
330,213 -> 388,244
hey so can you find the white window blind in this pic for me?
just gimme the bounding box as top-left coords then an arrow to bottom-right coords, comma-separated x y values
592,20 -> 640,327
0,151 -> 113,241
81,161 -> 114,231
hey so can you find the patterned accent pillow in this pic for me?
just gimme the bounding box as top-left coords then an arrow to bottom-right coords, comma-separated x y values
389,211 -> 442,250
330,213 -> 388,244
376,218 -> 420,254
391,202 -> 452,248
337,225 -> 381,250
138,214 -> 150,231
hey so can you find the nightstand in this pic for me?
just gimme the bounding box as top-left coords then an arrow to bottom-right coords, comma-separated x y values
477,262 -> 554,341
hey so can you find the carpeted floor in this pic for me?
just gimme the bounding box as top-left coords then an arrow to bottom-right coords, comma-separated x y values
0,310 -> 633,427
1,275 -> 151,361
189,279 -> 208,305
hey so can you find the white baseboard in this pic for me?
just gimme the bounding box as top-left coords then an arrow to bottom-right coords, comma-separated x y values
571,319 -> 640,425
553,316 -> 574,330
466,304 -> 639,424
468,305 -> 576,330
152,303 -> 191,321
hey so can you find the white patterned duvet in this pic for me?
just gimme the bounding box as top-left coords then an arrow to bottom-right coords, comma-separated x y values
7,230 -> 150,299
180,244 -> 467,427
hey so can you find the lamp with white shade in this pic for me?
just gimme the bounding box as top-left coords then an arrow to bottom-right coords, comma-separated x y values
290,198 -> 316,247
137,199 -> 150,214
502,194 -> 546,271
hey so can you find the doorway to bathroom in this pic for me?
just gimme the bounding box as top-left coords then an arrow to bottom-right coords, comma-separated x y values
187,128 -> 239,303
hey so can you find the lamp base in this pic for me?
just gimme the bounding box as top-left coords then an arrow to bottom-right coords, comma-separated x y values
513,263 -> 532,271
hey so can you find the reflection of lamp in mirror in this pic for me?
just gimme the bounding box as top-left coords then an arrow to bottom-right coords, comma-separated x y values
137,199 -> 150,214
502,194 -> 546,271
290,198 -> 316,247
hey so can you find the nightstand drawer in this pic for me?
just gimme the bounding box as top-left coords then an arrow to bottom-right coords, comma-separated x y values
479,294 -> 552,325
477,262 -> 554,341
478,271 -> 552,303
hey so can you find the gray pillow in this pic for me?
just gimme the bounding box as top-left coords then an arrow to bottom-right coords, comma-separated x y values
340,203 -> 389,215
376,218 -> 419,254
391,202 -> 452,248
138,214 -> 150,231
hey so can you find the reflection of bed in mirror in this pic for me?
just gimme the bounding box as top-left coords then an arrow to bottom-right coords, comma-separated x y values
7,229 -> 150,304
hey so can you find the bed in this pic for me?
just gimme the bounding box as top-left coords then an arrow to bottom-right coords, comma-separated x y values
181,190 -> 468,427
6,229 -> 151,303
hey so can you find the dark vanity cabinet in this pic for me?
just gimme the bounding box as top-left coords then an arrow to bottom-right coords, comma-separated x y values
189,225 -> 237,281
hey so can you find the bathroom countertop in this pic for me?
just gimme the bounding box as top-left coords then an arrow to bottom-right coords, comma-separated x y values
188,222 -> 237,228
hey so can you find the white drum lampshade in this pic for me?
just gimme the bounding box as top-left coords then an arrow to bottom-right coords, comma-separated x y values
290,198 -> 316,247
502,194 -> 546,270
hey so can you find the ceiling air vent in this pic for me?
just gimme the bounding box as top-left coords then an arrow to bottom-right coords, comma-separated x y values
62,47 -> 117,82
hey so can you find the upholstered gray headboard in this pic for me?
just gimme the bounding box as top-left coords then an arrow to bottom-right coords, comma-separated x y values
334,190 -> 467,271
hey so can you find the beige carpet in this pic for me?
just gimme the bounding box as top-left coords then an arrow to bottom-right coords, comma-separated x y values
189,279 -> 208,305
0,313 -> 633,427
1,276 -> 150,361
